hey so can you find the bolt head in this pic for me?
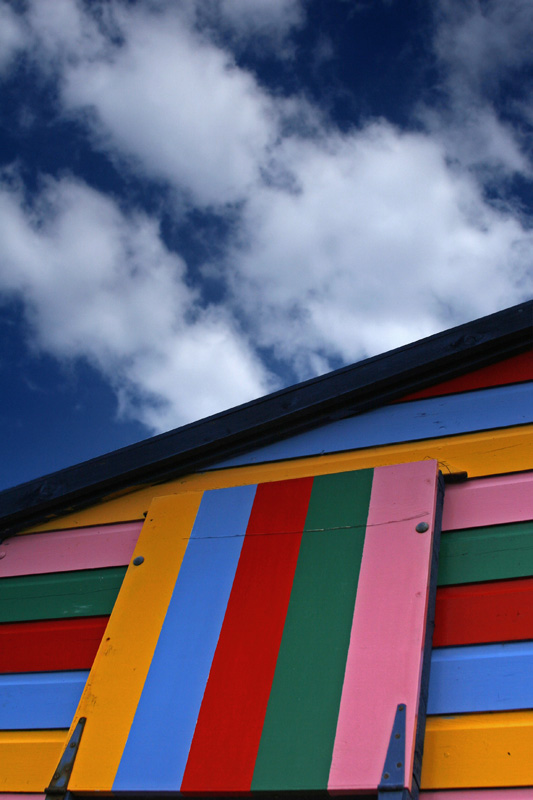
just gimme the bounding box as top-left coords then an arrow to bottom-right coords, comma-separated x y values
416,522 -> 429,533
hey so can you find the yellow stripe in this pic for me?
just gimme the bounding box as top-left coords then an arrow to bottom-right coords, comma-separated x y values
67,492 -> 201,792
421,711 -> 533,789
24,424 -> 533,533
0,730 -> 67,791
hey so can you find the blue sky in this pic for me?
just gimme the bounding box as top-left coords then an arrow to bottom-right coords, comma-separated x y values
0,0 -> 532,490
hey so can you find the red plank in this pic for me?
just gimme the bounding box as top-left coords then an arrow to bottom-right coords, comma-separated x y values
433,578 -> 533,648
0,617 -> 108,673
397,351 -> 532,402
181,477 -> 313,795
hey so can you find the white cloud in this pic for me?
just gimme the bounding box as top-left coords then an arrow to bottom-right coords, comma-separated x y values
0,172 -> 273,430
0,3 -> 27,73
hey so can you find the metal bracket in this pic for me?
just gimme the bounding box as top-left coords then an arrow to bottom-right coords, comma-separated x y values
45,717 -> 86,798
378,704 -> 408,798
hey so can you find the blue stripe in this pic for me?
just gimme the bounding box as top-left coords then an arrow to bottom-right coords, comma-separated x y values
113,484 -> 257,791
0,671 -> 87,729
428,641 -> 533,715
209,383 -> 533,468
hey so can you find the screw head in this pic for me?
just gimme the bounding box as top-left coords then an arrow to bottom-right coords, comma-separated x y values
133,556 -> 144,566
416,522 -> 429,533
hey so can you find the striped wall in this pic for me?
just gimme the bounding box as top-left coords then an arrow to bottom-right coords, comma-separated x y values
0,347 -> 532,797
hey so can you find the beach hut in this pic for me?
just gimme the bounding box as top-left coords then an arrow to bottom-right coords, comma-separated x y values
0,299 -> 532,800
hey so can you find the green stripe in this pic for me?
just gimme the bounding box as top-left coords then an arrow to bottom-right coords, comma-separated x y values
0,567 -> 127,622
252,468 -> 374,792
438,521 -> 533,586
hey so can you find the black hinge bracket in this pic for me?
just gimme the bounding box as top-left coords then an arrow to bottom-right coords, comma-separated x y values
45,717 -> 86,799
378,704 -> 412,800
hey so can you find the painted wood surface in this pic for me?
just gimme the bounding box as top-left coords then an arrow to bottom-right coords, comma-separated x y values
0,730 -> 67,792
0,567 -> 125,622
180,478 -> 314,795
427,641 -> 533,714
0,671 -> 87,730
0,522 -> 141,574
66,463 -> 438,795
25,424 -> 533,533
442,472 -> 533,531
421,711 -> 533,789
438,521 -> 533,586
400,350 -> 533,402
21,425 -> 531,537
0,617 -> 108,673
422,791 -> 533,799
113,485 -> 257,792
69,493 -> 202,793
211,383 -> 533,469
434,578 -> 533,647
328,461 -> 438,794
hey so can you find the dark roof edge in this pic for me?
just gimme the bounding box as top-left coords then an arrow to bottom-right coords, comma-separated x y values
1,300 -> 532,533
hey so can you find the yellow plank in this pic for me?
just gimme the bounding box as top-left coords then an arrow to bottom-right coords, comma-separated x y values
67,492 -> 202,792
24,424 -> 533,533
0,730 -> 67,791
421,711 -> 533,789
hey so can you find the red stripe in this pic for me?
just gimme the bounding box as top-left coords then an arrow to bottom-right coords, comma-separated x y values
397,350 -> 532,402
434,578 -> 533,647
181,477 -> 313,795
0,616 -> 108,672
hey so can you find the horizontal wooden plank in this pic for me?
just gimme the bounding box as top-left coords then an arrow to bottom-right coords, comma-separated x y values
212,383 -> 533,469
0,617 -> 108,673
401,350 -> 533,402
25,424 -> 533,532
443,473 -> 533,532
421,711 -> 533,789
0,730 -> 67,792
0,567 -> 126,623
0,522 -> 141,576
434,578 -> 533,647
427,642 -> 533,715
438,522 -> 533,586
422,791 -> 533,799
0,671 -> 87,730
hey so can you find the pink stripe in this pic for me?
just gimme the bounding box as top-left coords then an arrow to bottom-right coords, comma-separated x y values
0,522 -> 142,577
443,472 -> 533,531
422,792 -> 533,799
329,461 -> 438,794
0,796 -> 45,799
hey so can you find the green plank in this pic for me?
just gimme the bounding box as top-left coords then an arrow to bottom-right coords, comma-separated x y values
252,469 -> 374,792
0,567 -> 127,622
438,521 -> 533,586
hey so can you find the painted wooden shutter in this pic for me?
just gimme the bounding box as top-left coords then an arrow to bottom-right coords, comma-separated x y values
60,460 -> 442,796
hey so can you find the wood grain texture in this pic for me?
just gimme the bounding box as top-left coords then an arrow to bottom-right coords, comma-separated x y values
24,424 -> 533,532
434,578 -> 533,647
0,671 -> 87,730
181,478 -> 313,795
212,383 -> 533,469
252,470 -> 373,792
69,493 -> 202,793
421,711 -> 533,789
0,522 -> 142,574
113,485 -> 257,792
443,473 -> 533,532
0,617 -> 108,673
0,730 -> 67,792
438,522 -> 533,586
0,567 -> 125,623
399,350 -> 533,402
329,461 -> 438,795
427,642 -> 533,715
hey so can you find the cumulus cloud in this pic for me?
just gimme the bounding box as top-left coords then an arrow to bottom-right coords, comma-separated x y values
0,172 -> 273,430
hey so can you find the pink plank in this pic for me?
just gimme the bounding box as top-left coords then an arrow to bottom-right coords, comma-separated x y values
443,472 -> 533,532
0,522 -> 143,577
329,460 -> 438,795
422,792 -> 533,799
0,796 -> 45,799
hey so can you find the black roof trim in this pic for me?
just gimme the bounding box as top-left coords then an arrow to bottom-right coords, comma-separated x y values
1,300 -> 531,533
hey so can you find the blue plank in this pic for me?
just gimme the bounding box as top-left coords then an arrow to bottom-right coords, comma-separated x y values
427,641 -> 533,715
113,484 -> 257,792
0,670 -> 87,729
209,383 -> 533,468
